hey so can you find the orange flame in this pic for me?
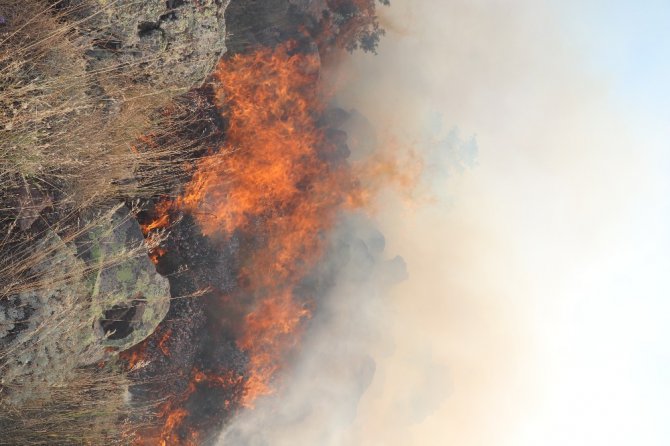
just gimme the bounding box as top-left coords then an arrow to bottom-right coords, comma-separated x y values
175,43 -> 362,408
139,40 -> 402,442
120,342 -> 147,370
238,290 -> 310,406
134,368 -> 243,446
140,199 -> 174,235
158,328 -> 173,357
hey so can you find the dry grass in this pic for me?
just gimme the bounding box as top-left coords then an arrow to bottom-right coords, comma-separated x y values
0,0 -> 213,205
0,364 -> 141,446
0,0 -> 220,443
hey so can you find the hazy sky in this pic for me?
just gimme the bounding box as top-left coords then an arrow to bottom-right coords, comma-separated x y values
334,1 -> 670,445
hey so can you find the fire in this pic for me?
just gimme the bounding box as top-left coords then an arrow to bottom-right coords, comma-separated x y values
159,408 -> 190,446
139,198 -> 173,265
177,43 -> 361,407
179,44 -> 326,236
141,212 -> 169,234
140,198 -> 174,235
158,370 -> 241,445
148,246 -> 167,265
158,328 -> 173,357
120,342 -> 147,370
238,291 -> 310,406
137,41 -> 371,442
134,368 -> 243,446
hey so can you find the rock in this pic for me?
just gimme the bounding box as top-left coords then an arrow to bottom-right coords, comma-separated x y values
0,205 -> 170,403
87,206 -> 170,351
0,230 -> 93,403
70,0 -> 231,90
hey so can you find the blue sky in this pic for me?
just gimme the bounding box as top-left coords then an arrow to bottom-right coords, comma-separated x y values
560,0 -> 670,139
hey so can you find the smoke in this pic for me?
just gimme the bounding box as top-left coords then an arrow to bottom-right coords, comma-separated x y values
215,0 -> 647,444
219,214 -> 406,445
332,1 -> 641,445
211,1 -> 490,443
212,3 -> 480,442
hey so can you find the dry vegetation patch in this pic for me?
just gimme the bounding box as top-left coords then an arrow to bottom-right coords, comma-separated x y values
0,1 -> 227,443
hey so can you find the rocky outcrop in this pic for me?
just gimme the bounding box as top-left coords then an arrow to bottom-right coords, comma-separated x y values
0,0 -> 232,399
0,228 -> 93,403
71,0 -> 231,90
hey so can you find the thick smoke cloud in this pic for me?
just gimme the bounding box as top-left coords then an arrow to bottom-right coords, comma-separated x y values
333,1 -> 643,445
216,0 -> 649,444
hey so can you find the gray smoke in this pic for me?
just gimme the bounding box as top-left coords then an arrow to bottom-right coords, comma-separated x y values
218,213 -> 407,445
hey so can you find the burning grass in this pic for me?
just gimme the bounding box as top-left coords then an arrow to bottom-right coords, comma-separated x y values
195,44 -> 362,407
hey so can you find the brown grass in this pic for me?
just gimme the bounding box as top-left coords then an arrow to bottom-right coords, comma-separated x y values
0,364 -> 140,446
0,0 -> 211,205
0,1 -> 219,443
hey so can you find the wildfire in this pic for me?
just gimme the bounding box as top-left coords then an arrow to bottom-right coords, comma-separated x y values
136,41 -> 369,443
120,342 -> 147,371
237,290 -> 310,406
140,198 -> 173,265
159,370 -> 242,445
179,42 -> 360,407
132,367 -> 244,446
159,408 -> 190,446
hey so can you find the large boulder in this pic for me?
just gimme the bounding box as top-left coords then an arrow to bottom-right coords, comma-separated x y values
88,206 -> 171,351
0,205 -> 170,403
